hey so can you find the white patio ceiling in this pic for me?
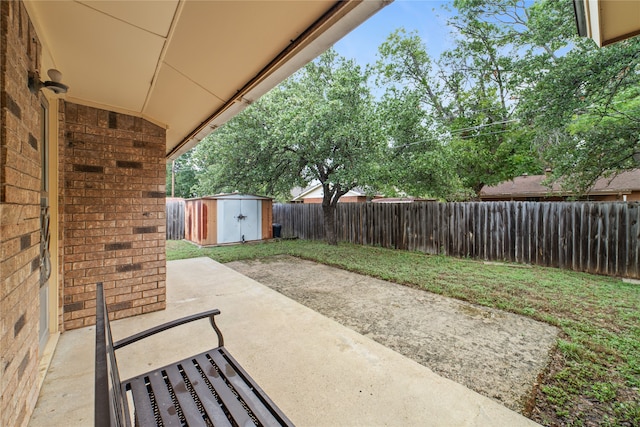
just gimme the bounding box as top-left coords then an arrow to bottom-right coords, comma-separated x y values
25,0 -> 389,159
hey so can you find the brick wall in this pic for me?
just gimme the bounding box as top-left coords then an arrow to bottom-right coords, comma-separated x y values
0,1 -> 44,426
1,2 -> 168,423
60,102 -> 167,329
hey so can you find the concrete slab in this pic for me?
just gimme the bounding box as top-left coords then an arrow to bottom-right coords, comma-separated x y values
227,256 -> 559,413
30,257 -> 540,426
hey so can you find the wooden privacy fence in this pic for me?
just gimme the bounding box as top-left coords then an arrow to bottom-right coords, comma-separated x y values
166,198 -> 185,240
273,201 -> 640,278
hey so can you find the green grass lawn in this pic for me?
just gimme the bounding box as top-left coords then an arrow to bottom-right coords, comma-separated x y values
167,239 -> 640,426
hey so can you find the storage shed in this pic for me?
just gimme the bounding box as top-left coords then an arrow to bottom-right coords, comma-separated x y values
185,194 -> 273,246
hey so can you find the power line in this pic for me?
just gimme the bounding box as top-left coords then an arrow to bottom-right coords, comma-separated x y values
391,126 -> 520,150
448,118 -> 519,135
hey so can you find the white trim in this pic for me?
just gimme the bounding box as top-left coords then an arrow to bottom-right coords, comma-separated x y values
42,90 -> 60,338
37,332 -> 60,391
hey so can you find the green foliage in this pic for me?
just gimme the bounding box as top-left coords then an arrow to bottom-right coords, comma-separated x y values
376,0 -> 640,196
589,382 -> 618,403
166,150 -> 198,198
541,384 -> 570,408
517,15 -> 640,193
190,97 -> 299,199
274,50 -> 385,205
375,83 -> 468,200
375,0 -> 549,198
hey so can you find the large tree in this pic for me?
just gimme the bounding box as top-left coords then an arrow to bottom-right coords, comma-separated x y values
376,0 -> 640,197
193,50 -> 384,244
518,34 -> 640,192
375,82 -> 470,200
375,18 -> 542,197
457,0 -> 640,192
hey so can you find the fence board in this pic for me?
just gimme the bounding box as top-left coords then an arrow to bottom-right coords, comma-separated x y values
272,201 -> 640,278
166,198 -> 185,240
508,202 -> 516,262
472,203 -> 480,259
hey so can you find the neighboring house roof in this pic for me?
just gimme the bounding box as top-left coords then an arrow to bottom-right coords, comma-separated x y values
480,169 -> 640,199
290,184 -> 368,202
290,186 -> 307,199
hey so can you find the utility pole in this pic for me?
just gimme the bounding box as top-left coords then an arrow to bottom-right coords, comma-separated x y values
171,160 -> 176,197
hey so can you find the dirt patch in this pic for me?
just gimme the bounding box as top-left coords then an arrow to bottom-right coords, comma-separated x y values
226,255 -> 559,414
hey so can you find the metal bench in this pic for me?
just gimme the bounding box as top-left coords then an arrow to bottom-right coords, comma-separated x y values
94,282 -> 294,426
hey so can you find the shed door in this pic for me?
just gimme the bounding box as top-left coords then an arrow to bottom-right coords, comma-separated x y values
217,199 -> 262,244
239,200 -> 261,241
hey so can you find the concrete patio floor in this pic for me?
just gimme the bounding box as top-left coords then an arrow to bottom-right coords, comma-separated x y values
30,257 -> 540,426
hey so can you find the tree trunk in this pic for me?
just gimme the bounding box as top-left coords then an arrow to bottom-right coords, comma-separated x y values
322,203 -> 338,245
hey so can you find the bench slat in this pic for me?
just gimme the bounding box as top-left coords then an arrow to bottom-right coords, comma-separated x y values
127,378 -> 155,426
209,351 -> 281,426
146,371 -> 182,426
193,354 -> 256,426
180,359 -> 233,427
208,350 -> 287,427
164,364 -> 206,426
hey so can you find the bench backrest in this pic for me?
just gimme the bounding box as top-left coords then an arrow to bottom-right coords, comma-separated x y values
95,282 -> 131,427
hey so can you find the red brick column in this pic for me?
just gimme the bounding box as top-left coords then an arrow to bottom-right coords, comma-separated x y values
60,102 -> 167,329
0,2 -> 44,425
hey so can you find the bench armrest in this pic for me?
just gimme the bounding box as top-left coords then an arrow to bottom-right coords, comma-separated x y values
113,309 -> 224,350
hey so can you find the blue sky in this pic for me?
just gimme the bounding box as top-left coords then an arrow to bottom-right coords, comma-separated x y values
333,0 -> 456,67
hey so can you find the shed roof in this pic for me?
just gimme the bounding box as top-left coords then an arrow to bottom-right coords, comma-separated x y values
187,193 -> 272,201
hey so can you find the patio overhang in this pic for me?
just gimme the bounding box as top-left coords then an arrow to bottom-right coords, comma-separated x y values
573,0 -> 640,47
24,0 -> 390,160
